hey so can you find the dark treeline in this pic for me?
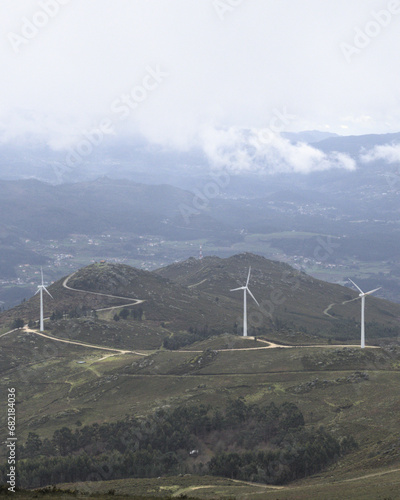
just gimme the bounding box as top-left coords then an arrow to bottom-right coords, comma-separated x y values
51,306 -> 97,320
209,429 -> 343,483
50,305 -> 144,323
0,399 -> 356,488
324,319 -> 400,341
113,306 -> 143,322
162,325 -> 222,350
266,316 -> 400,342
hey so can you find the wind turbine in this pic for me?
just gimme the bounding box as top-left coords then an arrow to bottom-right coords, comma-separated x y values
348,279 -> 381,348
35,268 -> 53,332
230,267 -> 259,337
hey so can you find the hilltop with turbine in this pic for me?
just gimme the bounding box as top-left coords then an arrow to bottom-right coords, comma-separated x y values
1,253 -> 400,497
2,253 -> 400,347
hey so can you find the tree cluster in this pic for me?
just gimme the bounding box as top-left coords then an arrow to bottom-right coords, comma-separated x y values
113,307 -> 143,322
163,325 -> 223,350
0,399 -> 356,489
11,318 -> 24,329
51,306 -> 98,321
209,428 -> 341,483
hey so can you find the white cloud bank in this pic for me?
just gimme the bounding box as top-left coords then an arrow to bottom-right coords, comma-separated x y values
1,0 -> 400,155
201,127 -> 356,175
360,143 -> 400,164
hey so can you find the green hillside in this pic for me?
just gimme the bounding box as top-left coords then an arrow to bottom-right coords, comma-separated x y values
1,254 -> 400,498
2,255 -> 400,347
2,254 -> 400,351
156,253 -> 400,341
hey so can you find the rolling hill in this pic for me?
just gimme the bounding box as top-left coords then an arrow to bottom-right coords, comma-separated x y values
155,253 -> 400,340
2,254 -> 400,498
1,159 -> 400,310
2,254 -> 400,344
0,178 -> 238,242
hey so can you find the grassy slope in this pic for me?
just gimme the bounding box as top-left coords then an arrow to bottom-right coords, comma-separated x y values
2,333 -> 400,461
1,335 -> 400,498
53,469 -> 400,499
2,256 -> 400,498
5,471 -> 400,498
2,256 -> 400,343
155,253 -> 400,335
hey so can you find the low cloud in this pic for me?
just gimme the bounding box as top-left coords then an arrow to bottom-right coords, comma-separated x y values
201,127 -> 356,174
360,143 -> 400,164
0,110 -> 91,150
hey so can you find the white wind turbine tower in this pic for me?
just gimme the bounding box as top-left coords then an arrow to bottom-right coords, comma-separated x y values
230,267 -> 259,337
35,268 -> 53,332
348,278 -> 381,349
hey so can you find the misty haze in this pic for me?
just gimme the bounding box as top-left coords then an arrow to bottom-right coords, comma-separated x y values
1,1 -> 400,498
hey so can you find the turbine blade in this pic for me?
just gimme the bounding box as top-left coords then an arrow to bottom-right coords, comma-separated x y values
348,278 -> 364,294
43,286 -> 53,299
230,287 -> 245,292
247,287 -> 259,306
34,288 -> 40,295
365,287 -> 381,296
41,267 -> 44,285
246,267 -> 251,287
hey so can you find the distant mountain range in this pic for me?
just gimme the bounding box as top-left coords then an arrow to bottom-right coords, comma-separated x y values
0,177 -> 236,241
0,130 -> 399,308
282,130 -> 339,143
1,130 -> 400,190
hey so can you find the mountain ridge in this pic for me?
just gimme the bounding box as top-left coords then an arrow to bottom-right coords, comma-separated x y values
2,253 -> 400,344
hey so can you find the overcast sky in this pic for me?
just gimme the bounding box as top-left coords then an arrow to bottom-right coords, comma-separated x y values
1,0 -> 400,164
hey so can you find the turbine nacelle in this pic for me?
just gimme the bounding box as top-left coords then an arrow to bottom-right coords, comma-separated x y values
35,285 -> 54,299
230,267 -> 259,306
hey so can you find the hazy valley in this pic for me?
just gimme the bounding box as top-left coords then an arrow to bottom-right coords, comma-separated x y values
1,130 -> 400,311
1,133 -> 400,499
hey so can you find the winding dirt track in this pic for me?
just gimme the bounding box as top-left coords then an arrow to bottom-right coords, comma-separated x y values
323,296 -> 359,318
1,272 -> 379,356
22,326 -> 147,357
62,272 -> 145,311
1,272 -> 148,358
170,467 -> 400,497
1,273 -> 397,491
62,273 -> 377,352
0,328 -> 18,339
